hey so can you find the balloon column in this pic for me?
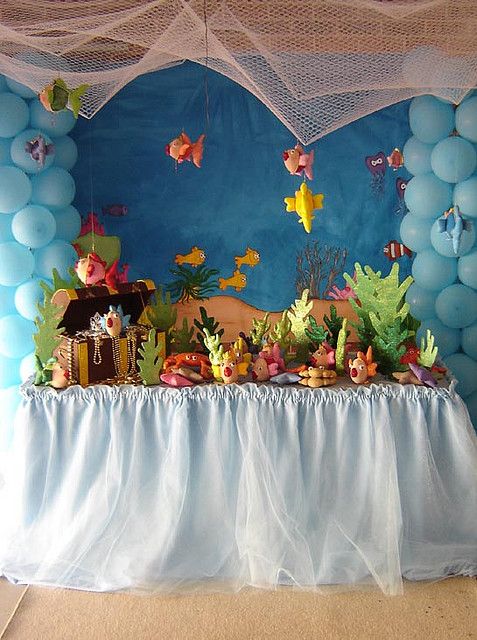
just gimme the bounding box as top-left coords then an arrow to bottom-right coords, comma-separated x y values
401,94 -> 477,427
0,74 -> 81,448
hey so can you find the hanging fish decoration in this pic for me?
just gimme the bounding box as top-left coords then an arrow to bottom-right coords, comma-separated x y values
437,205 -> 473,255
387,148 -> 404,171
282,144 -> 314,180
284,181 -> 324,234
39,78 -> 90,118
165,132 -> 205,168
383,240 -> 412,261
24,134 -> 55,167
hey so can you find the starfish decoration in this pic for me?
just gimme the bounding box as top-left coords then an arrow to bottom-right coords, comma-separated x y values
392,370 -> 423,385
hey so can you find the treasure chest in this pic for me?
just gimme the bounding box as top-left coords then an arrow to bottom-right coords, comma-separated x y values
51,280 -> 165,386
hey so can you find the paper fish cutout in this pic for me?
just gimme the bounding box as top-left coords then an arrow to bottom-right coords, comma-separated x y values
387,148 -> 404,170
39,78 -> 89,118
383,240 -> 412,261
165,132 -> 205,168
284,182 -> 324,234
283,144 -> 314,180
437,205 -> 473,255
235,248 -> 260,268
102,204 -> 128,217
218,269 -> 247,292
175,246 -> 206,267
24,134 -> 54,167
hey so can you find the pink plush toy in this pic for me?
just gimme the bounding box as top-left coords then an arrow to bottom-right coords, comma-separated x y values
310,342 -> 335,369
258,342 -> 286,377
160,373 -> 194,387
252,357 -> 270,381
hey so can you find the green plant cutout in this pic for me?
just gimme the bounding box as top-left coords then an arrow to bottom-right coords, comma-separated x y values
202,328 -> 224,365
250,312 -> 270,346
305,315 -> 328,349
417,329 -> 438,368
373,318 -> 409,375
170,318 -> 198,353
34,293 -> 65,364
194,306 -> 224,352
287,288 -> 313,362
168,265 -> 219,303
269,310 -> 292,351
323,304 -> 349,349
146,285 -> 177,332
335,317 -> 348,376
137,329 -> 164,385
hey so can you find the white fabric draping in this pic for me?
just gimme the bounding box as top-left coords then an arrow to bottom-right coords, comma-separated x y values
0,380 -> 476,595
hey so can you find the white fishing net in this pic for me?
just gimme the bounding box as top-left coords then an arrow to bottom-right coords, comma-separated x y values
1,0 -> 476,143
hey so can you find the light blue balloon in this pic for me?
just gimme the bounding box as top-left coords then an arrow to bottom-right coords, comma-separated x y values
0,138 -> 12,165
0,213 -> 14,242
462,322 -> 477,361
404,174 -> 453,219
0,355 -> 21,389
403,136 -> 433,176
30,99 -> 76,137
444,352 -> 477,398
464,390 -> 477,431
52,205 -> 81,241
31,167 -> 75,210
409,96 -> 455,144
411,249 -> 457,291
431,137 -> 477,183
399,214 -> 433,252
0,286 -> 16,317
455,96 -> 477,143
0,166 -> 32,214
405,283 -> 437,321
430,217 -> 475,257
34,239 -> 77,279
458,248 -> 477,288
417,318 -> 461,359
0,314 -> 35,359
52,135 -> 78,170
0,242 -> 34,287
435,284 -> 477,329
0,93 -> 29,138
12,205 -> 56,249
20,351 -> 36,383
10,128 -> 55,173
14,278 -> 45,320
5,77 -> 36,99
454,176 -> 477,218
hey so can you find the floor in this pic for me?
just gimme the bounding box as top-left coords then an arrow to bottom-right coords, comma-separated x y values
0,577 -> 475,640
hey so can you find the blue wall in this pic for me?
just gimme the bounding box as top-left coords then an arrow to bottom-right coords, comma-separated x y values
72,62 -> 412,310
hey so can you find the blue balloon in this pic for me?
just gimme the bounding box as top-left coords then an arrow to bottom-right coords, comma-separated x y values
10,128 -> 55,173
52,205 -> 81,241
14,278 -> 45,320
431,137 -> 477,183
0,93 -> 29,138
0,138 -> 12,165
402,136 -> 433,176
12,205 -> 56,249
435,284 -> 477,329
454,176 -> 477,218
20,351 -> 36,383
444,352 -> 477,398
417,318 -> 461,359
0,166 -> 32,214
0,314 -> 35,359
52,135 -> 78,170
0,242 -> 34,286
411,249 -> 457,291
405,283 -> 437,321
30,99 -> 76,137
430,217 -> 475,257
0,213 -> 14,242
0,355 -> 21,389
455,96 -> 477,143
34,239 -> 78,279
399,214 -> 433,252
404,174 -> 453,219
458,248 -> 477,289
409,96 -> 455,144
31,167 -> 75,210
5,77 -> 36,99
0,286 -> 16,318
461,322 -> 477,361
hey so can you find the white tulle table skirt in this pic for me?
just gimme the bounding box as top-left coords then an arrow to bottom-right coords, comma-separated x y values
0,380 -> 476,595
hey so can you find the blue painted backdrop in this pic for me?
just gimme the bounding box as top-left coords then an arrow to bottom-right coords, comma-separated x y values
72,62 -> 412,310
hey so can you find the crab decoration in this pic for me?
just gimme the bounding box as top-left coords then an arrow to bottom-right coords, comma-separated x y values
163,352 -> 213,380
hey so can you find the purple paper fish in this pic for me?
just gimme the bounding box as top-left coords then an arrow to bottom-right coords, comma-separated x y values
409,363 -> 437,388
102,204 -> 128,217
24,135 -> 54,167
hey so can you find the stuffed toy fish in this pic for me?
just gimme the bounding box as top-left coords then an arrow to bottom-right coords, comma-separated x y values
39,78 -> 90,118
101,305 -> 131,338
284,182 -> 324,234
34,356 -> 69,389
165,132 -> 205,168
24,134 -> 54,167
283,144 -> 314,180
349,346 -> 378,384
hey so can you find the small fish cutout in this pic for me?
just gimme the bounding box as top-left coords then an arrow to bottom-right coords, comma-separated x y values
165,132 -> 205,168
383,240 -> 412,261
387,148 -> 404,171
39,78 -> 89,118
102,204 -> 128,217
437,205 -> 473,255
24,134 -> 54,167
284,181 -> 324,234
175,246 -> 206,267
218,269 -> 247,292
283,144 -> 314,180
235,248 -> 260,268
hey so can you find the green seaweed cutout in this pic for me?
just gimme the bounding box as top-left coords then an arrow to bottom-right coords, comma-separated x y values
170,318 -> 198,353
168,265 -> 219,303
34,295 -> 65,364
305,316 -> 328,348
269,310 -> 292,352
323,304 -> 348,349
287,289 -> 314,362
417,329 -> 438,368
146,285 -> 177,332
335,318 -> 348,376
250,312 -> 270,347
194,306 -> 224,352
137,329 -> 164,385
202,327 -> 224,366
372,318 -> 409,375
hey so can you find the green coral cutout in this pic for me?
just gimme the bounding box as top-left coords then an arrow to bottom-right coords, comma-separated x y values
305,316 -> 328,349
34,294 -> 65,364
323,304 -> 349,349
137,329 -> 164,385
335,318 -> 348,376
146,285 -> 177,354
170,318 -> 198,353
417,330 -> 438,369
287,289 -> 314,362
194,306 -> 224,352
250,312 -> 270,347
202,328 -> 224,366
269,310 -> 292,351
372,318 -> 409,375
169,265 -> 219,303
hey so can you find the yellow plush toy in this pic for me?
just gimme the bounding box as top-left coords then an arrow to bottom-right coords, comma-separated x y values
284,181 -> 324,234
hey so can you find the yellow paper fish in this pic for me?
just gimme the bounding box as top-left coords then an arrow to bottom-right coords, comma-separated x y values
284,182 -> 324,233
218,269 -> 247,292
235,247 -> 260,268
175,246 -> 206,267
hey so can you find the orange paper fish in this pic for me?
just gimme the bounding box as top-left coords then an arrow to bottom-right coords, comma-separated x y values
175,246 -> 206,267
387,148 -> 404,171
235,247 -> 260,268
218,269 -> 247,292
165,132 -> 205,168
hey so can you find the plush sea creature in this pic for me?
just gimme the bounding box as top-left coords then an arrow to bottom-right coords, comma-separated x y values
160,372 -> 194,387
24,134 -> 54,167
392,369 -> 422,385
163,352 -> 212,379
387,148 -> 404,170
175,246 -> 206,267
101,305 -> 131,338
282,144 -> 314,180
437,205 -> 473,255
74,253 -> 129,289
409,362 -> 438,388
39,78 -> 89,118
400,343 -> 420,365
34,356 -> 70,389
231,337 -> 252,376
299,367 -> 337,388
269,372 -> 302,384
220,351 -> 239,384
259,342 -> 286,377
235,248 -> 260,269
349,346 -> 378,384
284,182 -> 324,234
365,151 -> 386,198
251,357 -> 270,381
218,269 -> 247,292
309,342 -> 335,369
165,132 -> 205,168
383,240 -> 412,261
102,204 -> 128,217
169,366 -> 204,383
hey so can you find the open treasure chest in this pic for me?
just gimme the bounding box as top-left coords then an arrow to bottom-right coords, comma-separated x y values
51,280 -> 165,386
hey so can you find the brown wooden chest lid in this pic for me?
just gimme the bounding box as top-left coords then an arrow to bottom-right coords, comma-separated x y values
51,279 -> 156,333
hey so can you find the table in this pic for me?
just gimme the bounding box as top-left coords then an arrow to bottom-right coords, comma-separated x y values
0,379 -> 476,595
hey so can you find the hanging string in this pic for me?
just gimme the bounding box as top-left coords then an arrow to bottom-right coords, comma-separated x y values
203,0 -> 210,133
88,118 -> 96,253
